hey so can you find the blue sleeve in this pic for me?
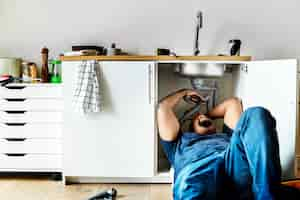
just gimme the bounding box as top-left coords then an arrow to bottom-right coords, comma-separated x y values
160,138 -> 177,165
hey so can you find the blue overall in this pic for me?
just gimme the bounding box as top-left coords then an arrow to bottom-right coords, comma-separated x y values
160,107 -> 281,200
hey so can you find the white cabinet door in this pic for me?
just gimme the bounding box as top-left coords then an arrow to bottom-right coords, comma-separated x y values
62,61 -> 155,177
232,64 -> 248,102
242,59 -> 298,180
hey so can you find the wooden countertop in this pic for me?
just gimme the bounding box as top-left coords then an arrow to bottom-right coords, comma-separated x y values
60,55 -> 251,62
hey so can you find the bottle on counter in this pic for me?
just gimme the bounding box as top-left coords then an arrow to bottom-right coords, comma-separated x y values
107,43 -> 116,56
50,60 -> 62,83
229,39 -> 242,56
48,58 -> 54,79
41,47 -> 49,82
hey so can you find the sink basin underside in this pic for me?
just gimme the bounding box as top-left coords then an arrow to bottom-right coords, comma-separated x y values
174,63 -> 226,78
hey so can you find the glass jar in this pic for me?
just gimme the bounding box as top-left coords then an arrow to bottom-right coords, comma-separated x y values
28,62 -> 38,83
50,60 -> 62,83
22,61 -> 31,83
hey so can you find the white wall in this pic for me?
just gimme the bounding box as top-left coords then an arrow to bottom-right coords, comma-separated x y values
0,0 -> 299,64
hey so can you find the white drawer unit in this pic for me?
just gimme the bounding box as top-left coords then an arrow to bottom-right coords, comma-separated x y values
0,83 -> 63,174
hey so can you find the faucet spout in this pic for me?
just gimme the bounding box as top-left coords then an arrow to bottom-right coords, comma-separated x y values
194,11 -> 203,56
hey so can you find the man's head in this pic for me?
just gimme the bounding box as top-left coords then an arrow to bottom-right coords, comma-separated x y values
192,113 -> 216,135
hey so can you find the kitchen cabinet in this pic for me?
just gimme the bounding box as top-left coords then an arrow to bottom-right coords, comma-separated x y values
62,61 -> 156,181
62,58 -> 299,183
0,84 -> 63,174
157,59 -> 299,181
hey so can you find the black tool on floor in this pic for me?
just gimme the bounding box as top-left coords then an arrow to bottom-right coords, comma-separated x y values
87,188 -> 117,200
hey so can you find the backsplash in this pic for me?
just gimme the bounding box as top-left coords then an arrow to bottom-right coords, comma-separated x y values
1,0 -> 300,64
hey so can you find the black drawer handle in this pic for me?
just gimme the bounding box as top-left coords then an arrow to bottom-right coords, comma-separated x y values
5,153 -> 27,157
5,123 -> 26,126
4,111 -> 27,114
4,98 -> 26,102
4,138 -> 26,142
5,86 -> 26,90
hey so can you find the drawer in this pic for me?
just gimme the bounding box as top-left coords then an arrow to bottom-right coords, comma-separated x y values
0,85 -> 62,99
0,99 -> 63,111
0,139 -> 61,154
0,123 -> 62,139
0,111 -> 62,123
0,154 -> 61,169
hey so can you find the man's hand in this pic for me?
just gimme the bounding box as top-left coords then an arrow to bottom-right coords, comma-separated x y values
183,89 -> 208,104
185,89 -> 200,97
157,89 -> 201,141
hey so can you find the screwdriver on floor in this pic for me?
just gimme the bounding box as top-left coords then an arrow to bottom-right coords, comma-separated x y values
87,188 -> 117,200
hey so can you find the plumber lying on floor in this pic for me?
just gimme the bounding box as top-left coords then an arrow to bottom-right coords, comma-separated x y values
157,89 -> 299,200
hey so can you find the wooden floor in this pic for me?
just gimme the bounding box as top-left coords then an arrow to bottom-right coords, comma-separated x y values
0,176 -> 172,200
1,172 -> 299,200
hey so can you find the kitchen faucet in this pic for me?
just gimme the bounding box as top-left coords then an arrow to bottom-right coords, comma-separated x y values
194,11 -> 203,56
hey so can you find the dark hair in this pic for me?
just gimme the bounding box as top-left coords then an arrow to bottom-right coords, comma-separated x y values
189,121 -> 195,132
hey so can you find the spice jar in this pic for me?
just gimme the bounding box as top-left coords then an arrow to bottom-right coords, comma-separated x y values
22,61 -> 31,83
28,62 -> 38,83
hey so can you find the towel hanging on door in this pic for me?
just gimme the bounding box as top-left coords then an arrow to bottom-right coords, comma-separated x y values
73,60 -> 102,113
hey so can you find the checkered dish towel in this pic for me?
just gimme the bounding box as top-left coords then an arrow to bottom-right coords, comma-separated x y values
73,60 -> 102,113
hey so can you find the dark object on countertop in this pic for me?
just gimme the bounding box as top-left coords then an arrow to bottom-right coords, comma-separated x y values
0,75 -> 14,86
156,48 -> 176,56
72,46 -> 105,55
107,43 -> 122,56
41,47 -> 49,83
157,48 -> 170,56
229,39 -> 242,56
0,75 -> 25,86
87,188 -> 117,200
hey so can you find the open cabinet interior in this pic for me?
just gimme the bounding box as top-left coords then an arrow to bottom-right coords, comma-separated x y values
156,60 -> 299,180
156,63 -> 238,175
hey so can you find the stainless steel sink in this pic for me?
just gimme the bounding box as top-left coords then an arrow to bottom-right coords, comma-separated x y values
174,63 -> 226,78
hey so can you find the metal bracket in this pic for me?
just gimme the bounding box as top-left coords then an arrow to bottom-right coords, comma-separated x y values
241,64 -> 248,73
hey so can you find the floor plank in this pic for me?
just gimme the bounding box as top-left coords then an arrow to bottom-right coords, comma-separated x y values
0,176 -> 172,200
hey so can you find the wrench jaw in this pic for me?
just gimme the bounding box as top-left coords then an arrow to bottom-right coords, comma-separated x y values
87,188 -> 117,200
